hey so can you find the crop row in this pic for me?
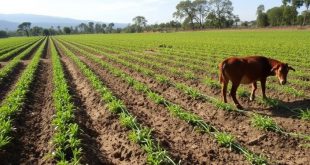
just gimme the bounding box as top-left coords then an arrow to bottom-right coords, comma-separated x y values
50,38 -> 82,164
0,37 -> 39,54
63,38 -> 308,98
0,39 -> 40,61
54,39 -> 178,165
61,39 -> 310,143
61,39 -> 309,122
55,38 -> 268,164
0,38 -> 46,149
59,35 -> 310,79
0,38 -> 43,85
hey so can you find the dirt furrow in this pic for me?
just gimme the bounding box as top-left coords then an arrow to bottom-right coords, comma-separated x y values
0,40 -> 54,164
60,55 -> 147,165
73,54 -> 248,164
74,50 -> 309,164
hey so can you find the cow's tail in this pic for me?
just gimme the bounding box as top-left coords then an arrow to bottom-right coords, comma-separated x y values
219,61 -> 227,84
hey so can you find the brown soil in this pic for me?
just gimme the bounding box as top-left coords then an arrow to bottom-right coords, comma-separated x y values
69,46 -> 310,165
0,40 -> 54,164
60,51 -> 147,164
66,51 -> 249,164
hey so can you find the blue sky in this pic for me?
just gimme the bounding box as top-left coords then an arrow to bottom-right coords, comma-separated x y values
0,0 -> 299,23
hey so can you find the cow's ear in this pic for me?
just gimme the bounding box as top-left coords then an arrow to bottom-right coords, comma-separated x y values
288,66 -> 296,71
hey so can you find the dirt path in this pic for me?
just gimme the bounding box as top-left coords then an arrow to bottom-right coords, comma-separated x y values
0,40 -> 54,164
73,53 -> 247,164
60,54 -> 147,165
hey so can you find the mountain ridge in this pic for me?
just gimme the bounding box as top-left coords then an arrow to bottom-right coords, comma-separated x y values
0,13 -> 128,31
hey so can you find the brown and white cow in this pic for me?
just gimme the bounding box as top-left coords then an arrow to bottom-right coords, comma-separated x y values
219,56 -> 295,109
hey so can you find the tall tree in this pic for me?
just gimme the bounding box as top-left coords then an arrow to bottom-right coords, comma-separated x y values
0,31 -> 8,38
63,27 -> 71,34
78,23 -> 88,33
88,22 -> 94,33
302,0 -> 310,25
256,4 -> 269,27
95,23 -> 102,33
102,23 -> 107,33
57,26 -> 62,34
17,22 -> 31,37
107,23 -> 114,33
173,0 -> 196,29
132,16 -> 148,32
283,5 -> 298,25
267,7 -> 284,26
193,0 -> 209,28
31,26 -> 43,36
209,0 -> 234,28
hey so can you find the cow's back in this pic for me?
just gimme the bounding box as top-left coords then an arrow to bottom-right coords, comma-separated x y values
221,56 -> 271,84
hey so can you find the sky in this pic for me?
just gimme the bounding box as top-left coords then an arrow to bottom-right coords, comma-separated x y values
0,0 -> 296,24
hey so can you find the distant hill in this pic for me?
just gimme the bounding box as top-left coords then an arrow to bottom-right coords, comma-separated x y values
0,14 -> 128,31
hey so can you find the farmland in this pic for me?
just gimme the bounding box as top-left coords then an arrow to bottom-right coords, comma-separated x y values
0,30 -> 309,164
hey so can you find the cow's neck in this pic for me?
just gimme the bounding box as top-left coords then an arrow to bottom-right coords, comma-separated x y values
268,58 -> 281,76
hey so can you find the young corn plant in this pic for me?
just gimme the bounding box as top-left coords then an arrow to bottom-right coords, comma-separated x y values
203,77 -> 221,89
297,109 -> 310,121
251,114 -> 283,133
214,132 -> 235,149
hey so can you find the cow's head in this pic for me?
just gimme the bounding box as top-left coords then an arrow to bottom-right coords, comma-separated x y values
271,63 -> 295,85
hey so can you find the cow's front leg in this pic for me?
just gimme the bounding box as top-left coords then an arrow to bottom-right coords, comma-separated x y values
250,82 -> 257,101
260,78 -> 267,99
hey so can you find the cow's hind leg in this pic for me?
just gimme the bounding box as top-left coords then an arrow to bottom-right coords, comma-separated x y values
250,82 -> 257,101
230,83 -> 243,109
221,80 -> 228,103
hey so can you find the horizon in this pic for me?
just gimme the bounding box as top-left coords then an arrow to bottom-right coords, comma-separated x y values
1,0 -> 304,24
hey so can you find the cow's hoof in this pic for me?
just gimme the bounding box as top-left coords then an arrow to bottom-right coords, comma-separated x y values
250,97 -> 255,101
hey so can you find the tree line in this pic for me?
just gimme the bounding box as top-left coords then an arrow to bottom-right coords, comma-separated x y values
257,0 -> 310,27
11,21 -> 119,37
1,0 -> 309,37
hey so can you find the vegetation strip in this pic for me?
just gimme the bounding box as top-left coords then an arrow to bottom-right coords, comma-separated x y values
86,40 -> 308,120
0,39 -> 39,61
56,39 -> 268,165
55,39 -> 178,165
0,38 -> 43,84
0,38 -> 46,149
61,40 -> 310,141
0,40 -> 36,56
50,38 -> 82,164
